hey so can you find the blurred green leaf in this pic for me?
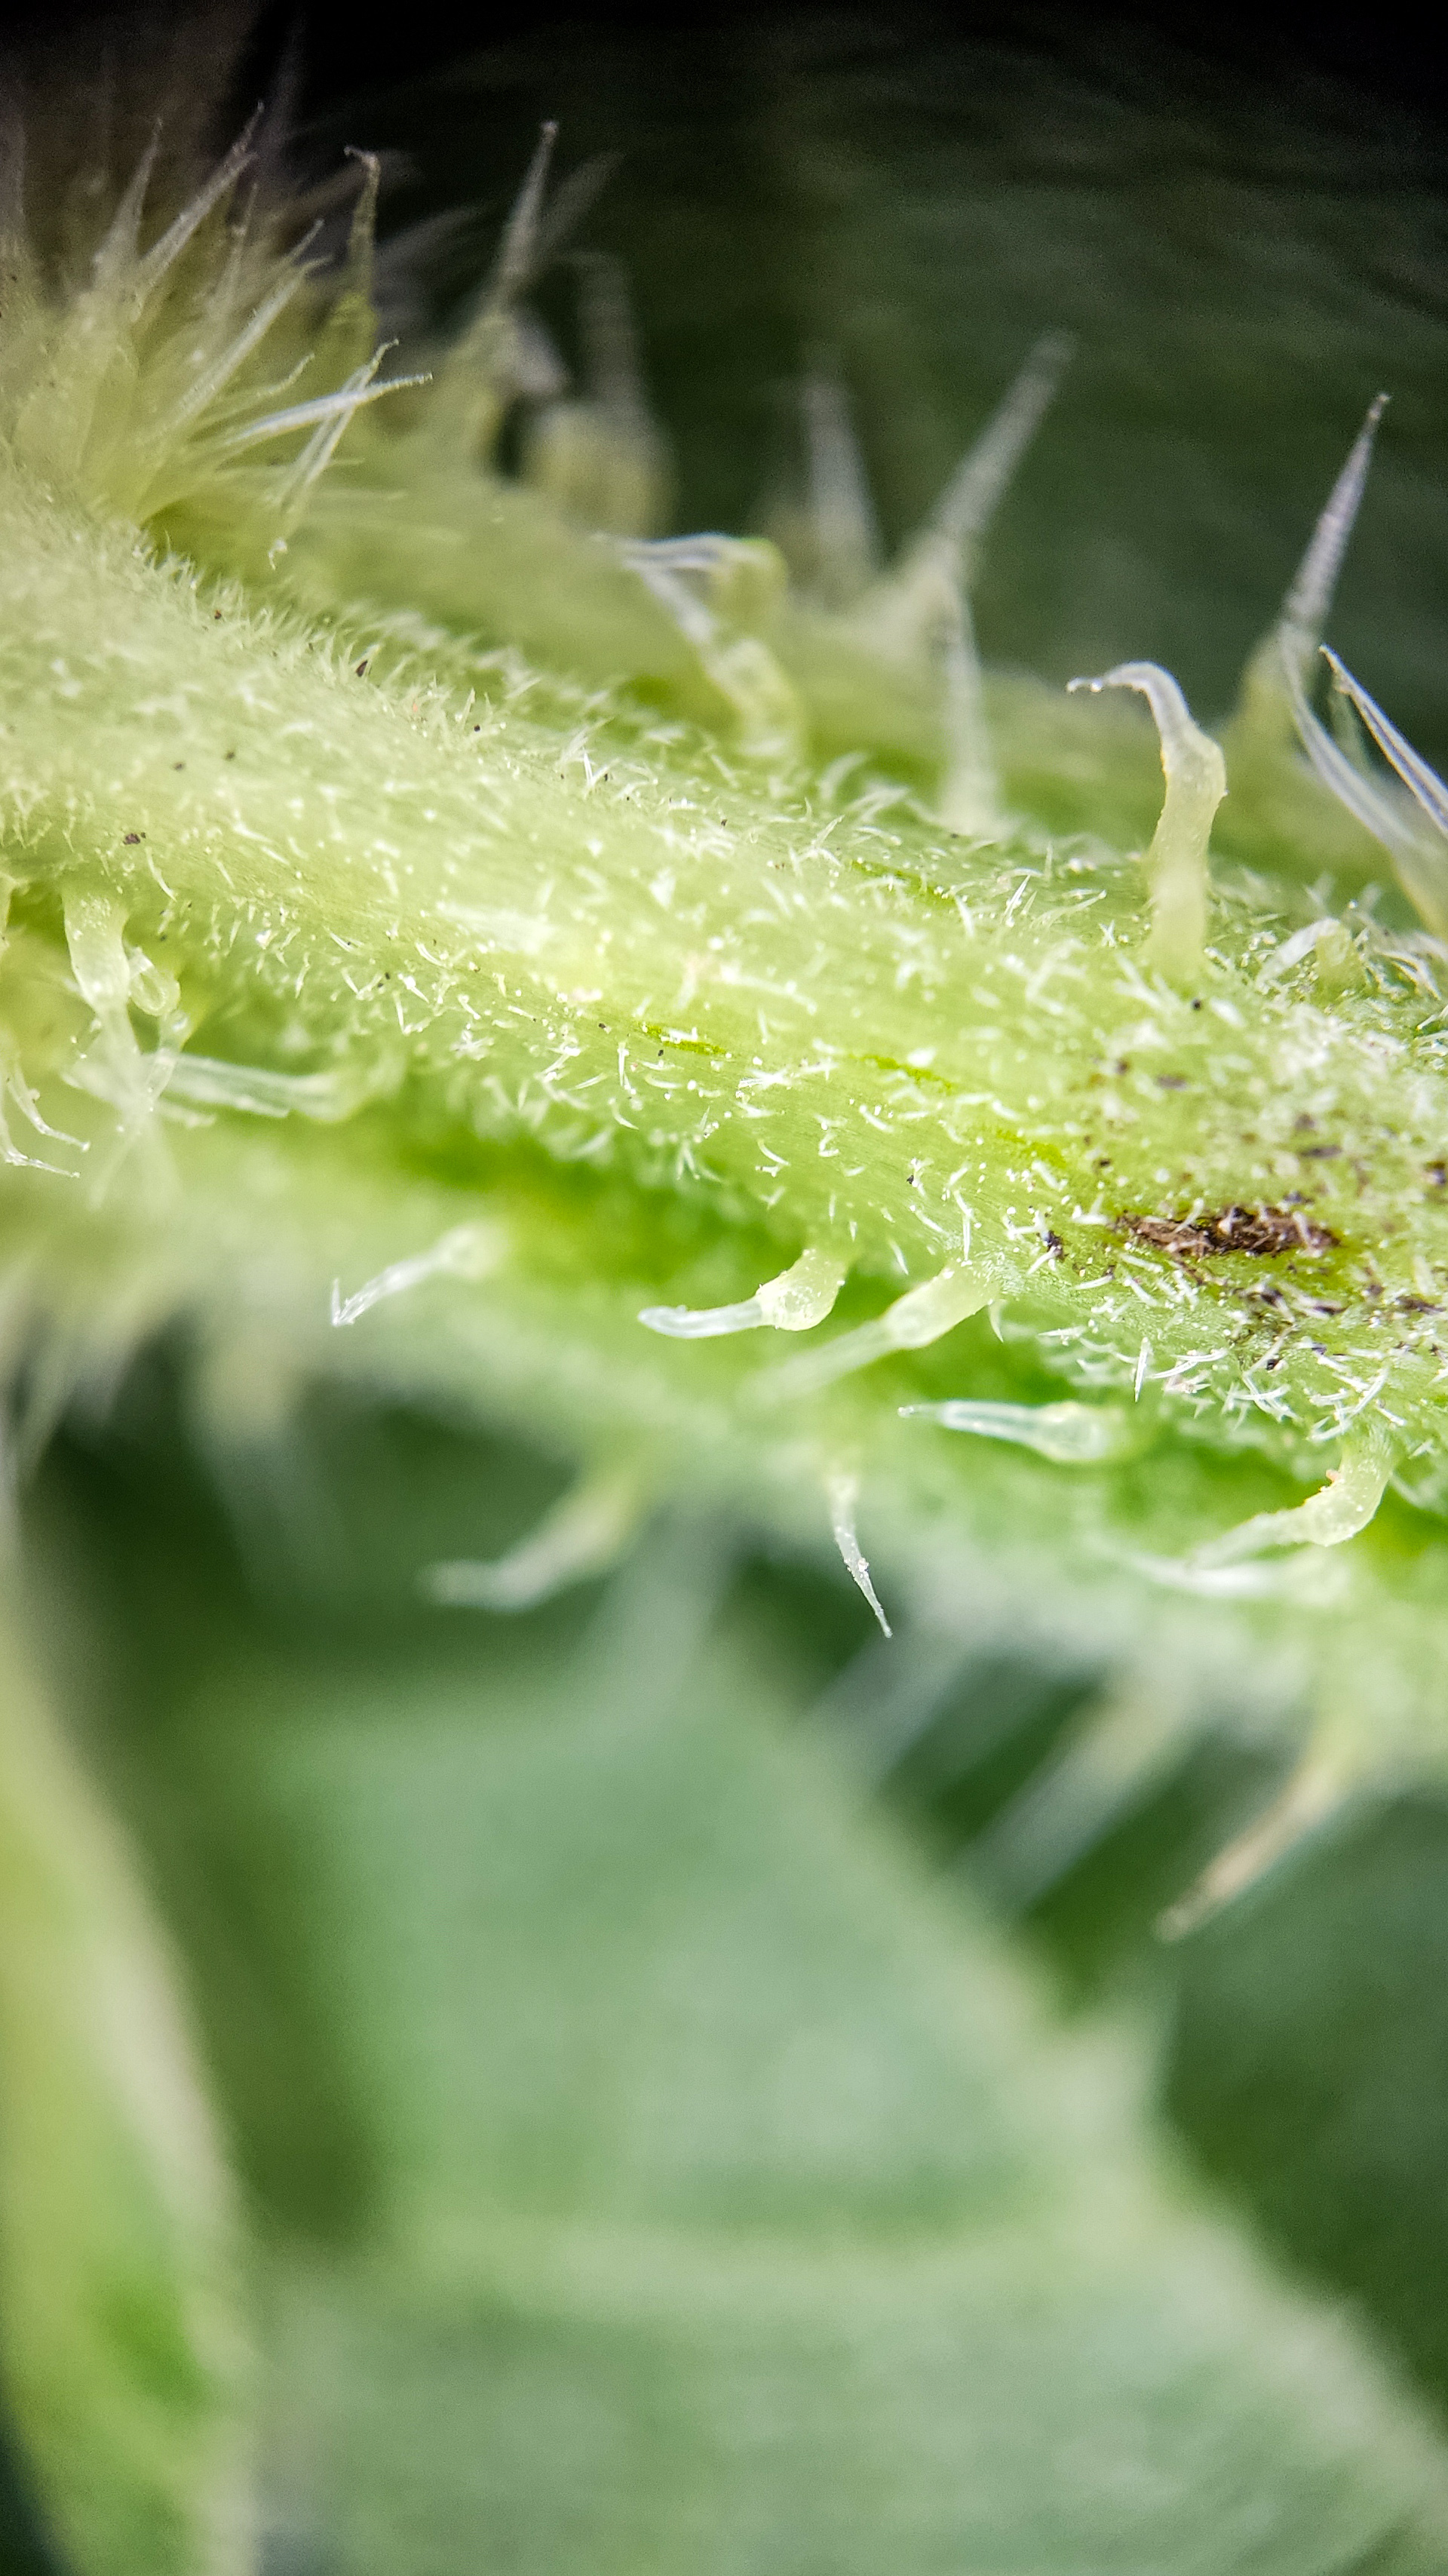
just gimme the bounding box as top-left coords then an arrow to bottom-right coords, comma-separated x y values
0,1598 -> 250,2576
25,1434 -> 1448,2572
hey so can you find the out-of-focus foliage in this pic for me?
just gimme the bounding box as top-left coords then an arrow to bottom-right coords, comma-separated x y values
20,1404 -> 1448,2574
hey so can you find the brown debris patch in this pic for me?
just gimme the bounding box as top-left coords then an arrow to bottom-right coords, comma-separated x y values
1130,1204 -> 1339,1261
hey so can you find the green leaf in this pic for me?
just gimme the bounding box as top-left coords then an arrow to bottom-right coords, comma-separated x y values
0,1598 -> 250,2576
35,1462 -> 1448,2573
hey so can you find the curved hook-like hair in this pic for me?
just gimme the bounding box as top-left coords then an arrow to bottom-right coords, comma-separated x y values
1275,396 -> 1448,932
1287,646 -> 1448,934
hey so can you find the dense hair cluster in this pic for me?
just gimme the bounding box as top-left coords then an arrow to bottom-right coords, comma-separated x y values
2,105 -> 1448,1863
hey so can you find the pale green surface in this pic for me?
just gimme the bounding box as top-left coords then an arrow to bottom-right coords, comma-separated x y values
69,1539 -> 1448,2574
0,1608 -> 249,2576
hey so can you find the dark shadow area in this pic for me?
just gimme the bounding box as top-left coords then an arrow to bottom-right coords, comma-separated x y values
275,5 -> 1448,748
1168,1790 -> 1448,2414
1021,1731 -> 1287,2000
880,1656 -> 1103,1853
821,1629 -> 1448,2413
5,4 -> 1446,741
0,2407 -> 63,2576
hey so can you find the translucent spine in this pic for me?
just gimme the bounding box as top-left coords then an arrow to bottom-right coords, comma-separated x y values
798,364 -> 883,612
1259,398 -> 1448,931
762,1263 -> 989,1401
900,1399 -> 1136,1465
621,535 -> 802,760
61,892 -> 175,1204
862,333 -> 1072,834
1069,663 -> 1224,978
424,1460 -> 643,1610
330,1222 -> 503,1329
640,1246 -> 847,1340
1188,1433 -> 1393,1569
1311,646 -> 1448,932
826,1469 -> 891,1637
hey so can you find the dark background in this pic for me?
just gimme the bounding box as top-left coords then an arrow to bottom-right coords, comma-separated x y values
9,2 -> 1448,741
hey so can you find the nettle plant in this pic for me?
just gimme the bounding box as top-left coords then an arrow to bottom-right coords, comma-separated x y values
7,119 -> 1448,1801
9,87 -> 1448,2576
